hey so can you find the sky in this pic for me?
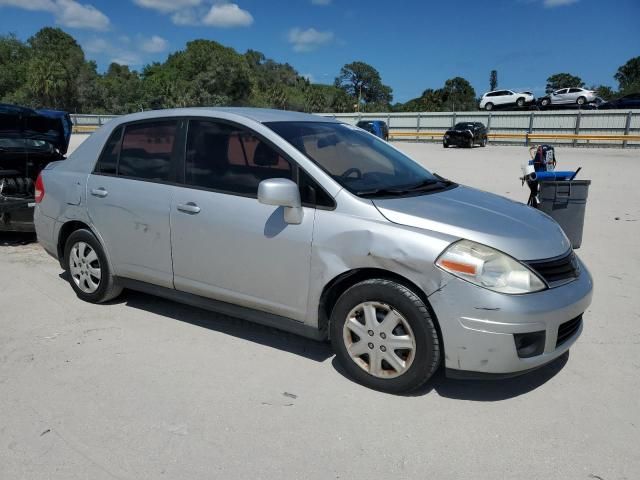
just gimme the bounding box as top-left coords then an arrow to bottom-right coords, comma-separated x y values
1,0 -> 638,102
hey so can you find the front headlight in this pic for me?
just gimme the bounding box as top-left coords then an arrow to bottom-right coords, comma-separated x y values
435,240 -> 546,294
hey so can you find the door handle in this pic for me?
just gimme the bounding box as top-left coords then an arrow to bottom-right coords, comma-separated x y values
90,187 -> 108,198
177,202 -> 201,214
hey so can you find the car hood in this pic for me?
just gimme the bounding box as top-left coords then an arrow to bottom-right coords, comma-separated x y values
0,104 -> 72,154
372,185 -> 570,261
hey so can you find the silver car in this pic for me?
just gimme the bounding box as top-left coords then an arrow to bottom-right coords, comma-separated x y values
541,88 -> 597,106
34,108 -> 593,393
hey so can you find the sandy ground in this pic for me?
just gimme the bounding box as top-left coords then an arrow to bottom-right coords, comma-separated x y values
1,141 -> 639,479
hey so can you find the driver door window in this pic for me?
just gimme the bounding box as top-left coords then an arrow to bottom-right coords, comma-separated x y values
185,120 -> 292,196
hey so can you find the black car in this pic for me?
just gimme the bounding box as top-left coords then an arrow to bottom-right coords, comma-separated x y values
356,120 -> 389,140
598,93 -> 640,110
443,122 -> 488,148
0,104 -> 72,232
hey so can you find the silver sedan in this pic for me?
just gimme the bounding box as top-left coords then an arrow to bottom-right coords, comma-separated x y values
34,108 -> 592,393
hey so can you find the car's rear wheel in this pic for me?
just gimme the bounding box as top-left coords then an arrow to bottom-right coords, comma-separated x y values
541,98 -> 550,107
577,96 -> 586,105
330,279 -> 440,393
467,138 -> 474,148
485,102 -> 494,111
516,97 -> 525,107
64,229 -> 122,303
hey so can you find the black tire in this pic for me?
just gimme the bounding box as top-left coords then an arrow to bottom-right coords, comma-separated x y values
516,97 -> 525,107
577,96 -> 586,105
485,102 -> 493,111
541,98 -> 550,107
481,136 -> 487,147
442,141 -> 448,148
330,279 -> 440,394
467,138 -> 473,148
64,229 -> 122,303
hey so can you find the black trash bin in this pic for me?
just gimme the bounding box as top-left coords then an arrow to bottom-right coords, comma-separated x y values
537,180 -> 591,249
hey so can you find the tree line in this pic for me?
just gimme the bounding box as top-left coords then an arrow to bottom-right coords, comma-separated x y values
1,27 -> 638,114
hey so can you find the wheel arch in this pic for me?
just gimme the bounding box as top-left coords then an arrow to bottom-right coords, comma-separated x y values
57,220 -> 109,270
318,268 -> 444,356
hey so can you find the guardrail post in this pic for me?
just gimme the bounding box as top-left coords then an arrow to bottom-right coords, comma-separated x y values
416,113 -> 421,142
451,113 -> 456,128
573,111 -> 581,148
623,111 -> 632,148
527,112 -> 534,146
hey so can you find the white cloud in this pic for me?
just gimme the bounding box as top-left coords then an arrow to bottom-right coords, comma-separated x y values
203,3 -> 253,27
133,0 -> 200,13
82,34 -> 167,66
56,0 -> 110,30
288,27 -> 334,52
0,0 -> 110,30
302,72 -> 315,82
134,0 -> 253,28
543,0 -> 579,7
141,35 -> 168,53
311,0 -> 331,5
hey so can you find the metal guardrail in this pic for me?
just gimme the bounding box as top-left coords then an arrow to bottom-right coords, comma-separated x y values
71,110 -> 640,148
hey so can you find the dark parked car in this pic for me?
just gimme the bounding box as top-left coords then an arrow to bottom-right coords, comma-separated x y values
356,120 -> 389,140
0,104 -> 72,232
598,93 -> 640,110
443,122 -> 488,148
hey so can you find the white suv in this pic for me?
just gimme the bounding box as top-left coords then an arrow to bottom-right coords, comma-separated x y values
479,90 -> 535,111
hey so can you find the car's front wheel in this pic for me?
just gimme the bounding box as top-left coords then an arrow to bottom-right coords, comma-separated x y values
330,279 -> 440,393
485,102 -> 494,111
64,229 -> 122,303
443,141 -> 448,148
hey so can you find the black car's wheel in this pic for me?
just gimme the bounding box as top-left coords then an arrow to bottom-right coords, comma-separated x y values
467,138 -> 473,148
64,229 -> 122,303
577,96 -> 586,105
485,103 -> 494,111
443,141 -> 448,148
330,279 -> 441,394
516,97 -> 525,107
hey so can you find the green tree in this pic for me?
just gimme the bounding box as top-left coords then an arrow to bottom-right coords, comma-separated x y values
545,73 -> 584,94
489,70 -> 498,91
440,77 -> 476,111
25,27 -> 89,110
334,61 -> 393,110
0,34 -> 30,102
614,56 -> 640,94
591,85 -> 616,101
98,63 -> 143,113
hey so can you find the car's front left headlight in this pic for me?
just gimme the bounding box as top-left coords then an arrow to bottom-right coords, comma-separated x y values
435,239 -> 546,294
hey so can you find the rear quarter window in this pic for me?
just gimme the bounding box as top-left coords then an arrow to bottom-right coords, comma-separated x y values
95,126 -> 122,175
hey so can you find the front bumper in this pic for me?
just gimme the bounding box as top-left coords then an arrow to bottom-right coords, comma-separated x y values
429,257 -> 593,375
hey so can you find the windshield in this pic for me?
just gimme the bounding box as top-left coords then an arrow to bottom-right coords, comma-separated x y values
266,121 -> 444,197
454,123 -> 474,131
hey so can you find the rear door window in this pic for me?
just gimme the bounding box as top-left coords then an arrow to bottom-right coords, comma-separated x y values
118,120 -> 178,181
95,126 -> 122,175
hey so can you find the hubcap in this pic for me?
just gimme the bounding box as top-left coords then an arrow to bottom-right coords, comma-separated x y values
69,241 -> 101,294
342,301 -> 416,379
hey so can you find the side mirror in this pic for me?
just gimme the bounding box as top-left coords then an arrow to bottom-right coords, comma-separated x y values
257,178 -> 304,225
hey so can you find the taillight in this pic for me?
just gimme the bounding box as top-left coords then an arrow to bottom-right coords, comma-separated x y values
34,173 -> 45,203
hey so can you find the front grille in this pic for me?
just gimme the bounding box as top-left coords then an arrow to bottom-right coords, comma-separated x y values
526,251 -> 579,286
556,315 -> 582,347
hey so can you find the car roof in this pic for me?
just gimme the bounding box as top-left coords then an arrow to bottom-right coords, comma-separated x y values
108,107 -> 337,125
